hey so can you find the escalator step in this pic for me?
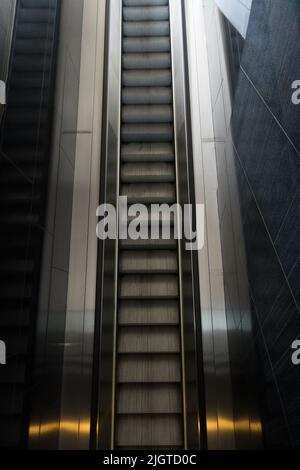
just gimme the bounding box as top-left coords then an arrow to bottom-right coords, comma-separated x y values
118,299 -> 179,325
16,23 -> 55,40
123,69 -> 171,87
123,21 -> 169,37
123,52 -> 171,70
116,415 -> 182,447
14,38 -> 53,55
121,182 -> 175,203
121,162 -> 174,183
123,37 -> 170,53
18,7 -> 56,23
122,104 -> 172,123
122,123 -> 173,142
123,0 -> 168,6
5,108 -> 48,125
8,90 -> 48,107
119,274 -> 178,299
121,142 -> 174,162
3,127 -> 47,144
10,73 -> 50,89
21,0 -> 57,8
122,86 -> 172,105
120,250 -> 177,274
118,326 -> 180,354
120,239 -> 177,250
12,55 -> 51,73
123,6 -> 169,22
117,383 -> 182,414
117,354 -> 181,383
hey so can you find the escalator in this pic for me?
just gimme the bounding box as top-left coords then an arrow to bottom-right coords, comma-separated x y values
92,0 -> 202,451
0,0 -> 60,448
114,0 -> 183,449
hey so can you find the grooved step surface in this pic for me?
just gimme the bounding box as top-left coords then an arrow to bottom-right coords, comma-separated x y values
117,383 -> 182,414
123,6 -> 169,22
115,415 -> 183,447
122,123 -> 173,142
120,238 -> 177,250
122,104 -> 172,123
118,326 -> 180,353
121,162 -> 175,183
123,0 -> 168,6
123,53 -> 171,69
117,354 -> 181,383
121,182 -> 175,203
121,143 -> 174,162
123,21 -> 169,37
119,274 -> 178,299
118,300 -> 179,325
123,69 -> 171,86
119,250 -> 177,273
122,87 -> 172,105
123,37 -> 170,53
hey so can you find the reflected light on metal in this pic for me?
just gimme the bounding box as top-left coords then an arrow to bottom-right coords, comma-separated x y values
29,420 -> 91,437
205,418 -> 262,434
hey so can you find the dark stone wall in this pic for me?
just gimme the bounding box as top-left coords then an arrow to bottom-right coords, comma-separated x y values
231,0 -> 300,449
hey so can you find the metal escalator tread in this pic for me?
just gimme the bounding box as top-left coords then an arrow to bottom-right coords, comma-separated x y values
123,21 -> 169,37
123,69 -> 171,86
123,52 -> 171,70
122,87 -> 172,105
115,0 -> 183,449
121,162 -> 175,183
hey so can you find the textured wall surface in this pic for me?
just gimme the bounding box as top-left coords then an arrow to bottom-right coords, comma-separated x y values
232,0 -> 300,449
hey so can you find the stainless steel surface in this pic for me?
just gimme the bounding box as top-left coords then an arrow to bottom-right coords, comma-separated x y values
95,0 -> 122,450
29,0 -> 106,450
184,0 -> 236,449
169,0 -> 201,449
22,0 -> 85,450
0,0 -> 16,82
0,0 -> 16,124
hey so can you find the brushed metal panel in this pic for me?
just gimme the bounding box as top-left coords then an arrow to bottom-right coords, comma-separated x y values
169,0 -> 201,449
93,0 -> 122,450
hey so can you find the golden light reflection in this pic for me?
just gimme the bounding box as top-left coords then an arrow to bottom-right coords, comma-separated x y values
205,418 -> 262,434
250,419 -> 262,434
29,420 -> 90,437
